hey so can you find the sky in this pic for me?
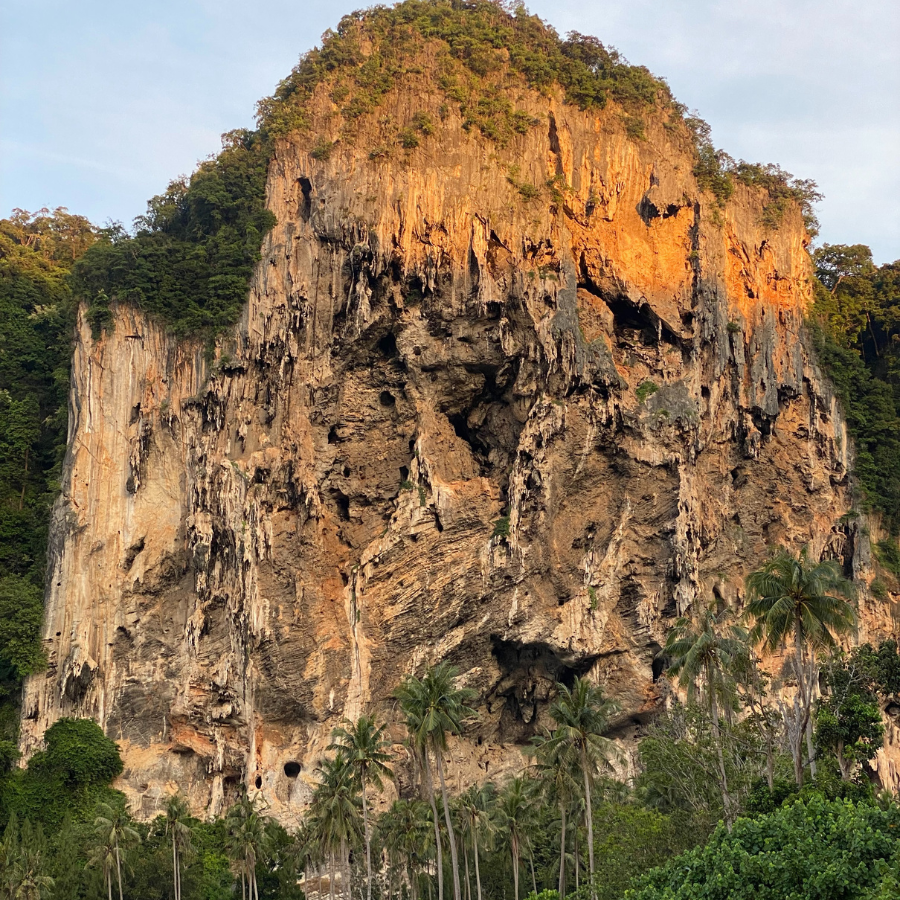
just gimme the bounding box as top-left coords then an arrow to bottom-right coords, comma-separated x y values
2,0 -> 898,263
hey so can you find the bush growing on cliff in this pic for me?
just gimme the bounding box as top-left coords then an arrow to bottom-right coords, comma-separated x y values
73,129 -> 276,341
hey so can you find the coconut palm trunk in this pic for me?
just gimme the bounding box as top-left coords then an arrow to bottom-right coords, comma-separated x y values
557,802 -> 566,898
115,835 -> 124,900
172,836 -> 179,900
361,782 -> 373,900
706,667 -> 733,829
580,748 -> 595,894
422,752 -> 444,900
463,841 -> 472,900
434,750 -> 462,900
472,821 -> 483,900
510,833 -> 520,900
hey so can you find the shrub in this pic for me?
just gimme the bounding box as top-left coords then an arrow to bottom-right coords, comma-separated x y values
492,516 -> 511,539
398,127 -> 420,149
629,797 -> 900,900
636,381 -> 659,403
72,129 -> 276,340
310,138 -> 335,160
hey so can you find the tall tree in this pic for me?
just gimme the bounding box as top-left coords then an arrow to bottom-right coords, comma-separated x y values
308,754 -> 362,900
328,716 -> 393,900
746,547 -> 856,785
531,731 -> 580,896
455,783 -> 495,900
663,607 -> 747,827
224,791 -> 272,900
164,795 -> 194,900
1,817 -> 55,900
395,663 -> 478,900
91,802 -> 140,900
378,798 -> 434,900
495,777 -> 537,900
544,677 -> 619,898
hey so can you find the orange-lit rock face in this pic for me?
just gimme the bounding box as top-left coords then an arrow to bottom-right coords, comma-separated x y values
20,66 -> 880,821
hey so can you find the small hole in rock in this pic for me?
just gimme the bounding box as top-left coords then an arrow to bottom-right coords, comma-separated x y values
255,775 -> 262,789
377,333 -> 398,358
343,466 -> 351,478
379,390 -> 396,407
399,466 -> 409,482
284,761 -> 302,778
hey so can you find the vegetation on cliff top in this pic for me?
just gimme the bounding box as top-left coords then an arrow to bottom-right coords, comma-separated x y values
72,0 -> 822,341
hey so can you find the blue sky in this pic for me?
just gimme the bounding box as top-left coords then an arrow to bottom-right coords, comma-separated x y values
2,0 -> 898,262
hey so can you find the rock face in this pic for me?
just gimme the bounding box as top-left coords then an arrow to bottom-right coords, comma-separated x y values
20,70 -> 875,820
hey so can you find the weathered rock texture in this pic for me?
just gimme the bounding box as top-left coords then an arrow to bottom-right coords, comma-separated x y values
20,68 -> 887,820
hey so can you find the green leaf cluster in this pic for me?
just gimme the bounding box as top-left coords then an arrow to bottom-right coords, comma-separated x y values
73,129 -> 276,340
628,797 -> 900,900
257,0 -> 672,146
809,246 -> 900,532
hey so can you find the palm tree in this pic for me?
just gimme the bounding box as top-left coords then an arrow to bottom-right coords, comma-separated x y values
531,732 -> 580,897
329,716 -> 393,900
378,798 -> 434,900
0,818 -> 55,900
395,662 -> 478,900
663,607 -> 748,827
224,790 -> 272,900
308,754 -> 363,900
91,802 -> 139,900
455,783 -> 495,900
495,777 -> 537,900
746,547 -> 856,785
544,677 -> 619,899
164,795 -> 194,900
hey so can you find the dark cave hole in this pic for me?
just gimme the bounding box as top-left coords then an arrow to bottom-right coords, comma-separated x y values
284,761 -> 302,778
328,425 -> 339,444
399,466 -> 409,482
377,332 -> 398,358
298,176 -> 312,222
379,390 -> 396,408
255,775 -> 262,789
490,636 -> 598,741
343,466 -> 351,478
334,491 -> 350,521
650,644 -> 667,683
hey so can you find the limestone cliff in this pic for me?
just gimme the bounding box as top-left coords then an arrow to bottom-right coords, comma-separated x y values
19,40 -> 887,820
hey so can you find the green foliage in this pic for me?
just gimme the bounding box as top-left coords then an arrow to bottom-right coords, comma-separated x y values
258,1 -> 670,147
636,380 -> 658,402
2,719 -> 124,829
684,116 -> 820,231
492,515 -> 511,539
0,575 -> 46,681
627,797 -> 900,900
72,128 -> 276,340
875,539 -> 900,577
731,161 -> 822,235
310,138 -> 335,160
809,250 -> 900,532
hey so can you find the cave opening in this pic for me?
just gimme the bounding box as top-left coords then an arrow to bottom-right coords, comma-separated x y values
284,761 -> 302,778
